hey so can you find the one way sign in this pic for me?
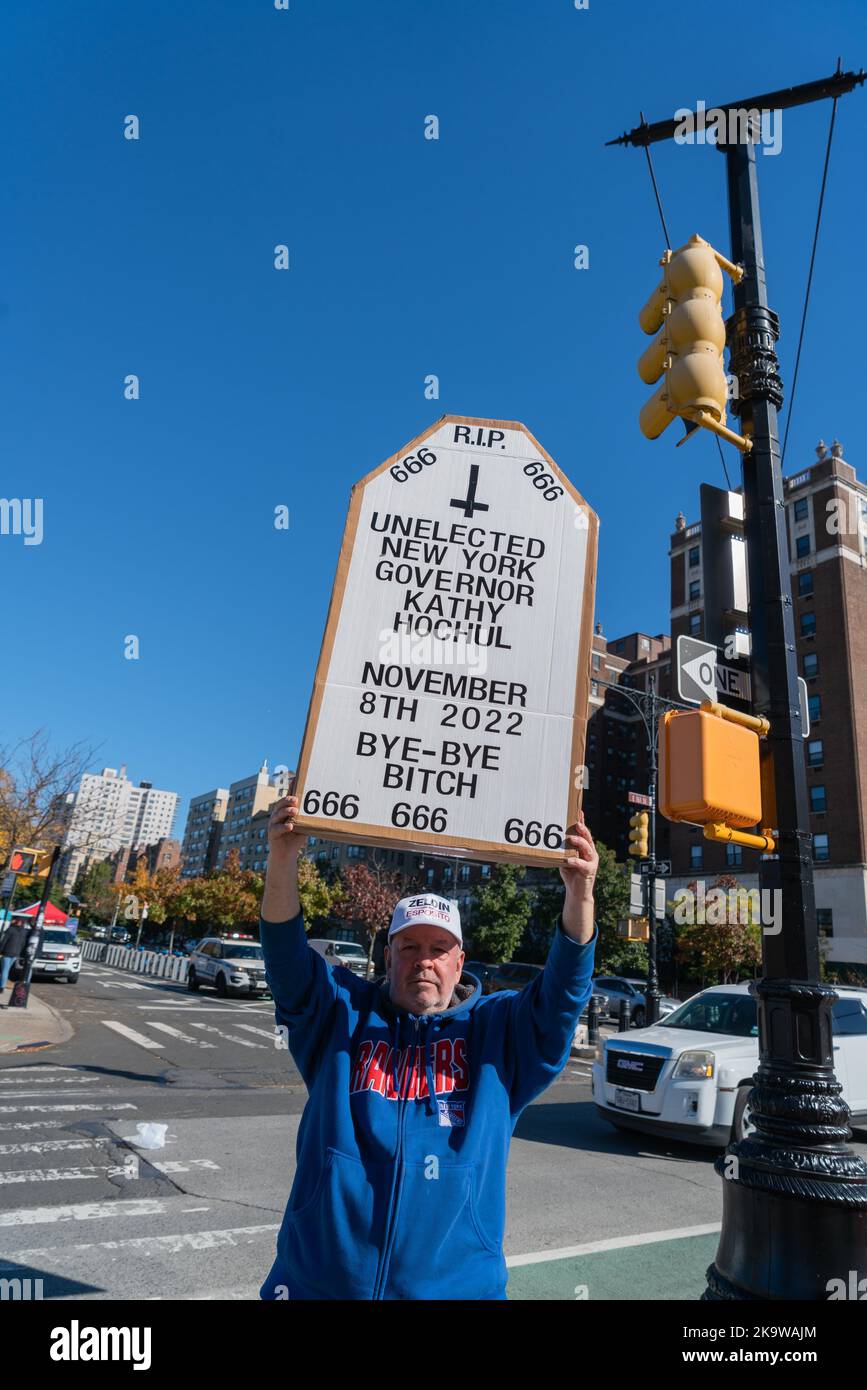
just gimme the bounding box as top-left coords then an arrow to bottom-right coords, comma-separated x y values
677,635 -> 720,704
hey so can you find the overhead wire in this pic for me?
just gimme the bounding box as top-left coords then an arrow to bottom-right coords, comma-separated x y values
780,62 -> 841,468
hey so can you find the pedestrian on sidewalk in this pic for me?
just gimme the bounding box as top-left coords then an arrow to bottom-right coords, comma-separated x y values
259,782 -> 599,1301
0,920 -> 29,1002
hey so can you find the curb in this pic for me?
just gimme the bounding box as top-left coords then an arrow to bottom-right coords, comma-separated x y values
0,990 -> 74,1055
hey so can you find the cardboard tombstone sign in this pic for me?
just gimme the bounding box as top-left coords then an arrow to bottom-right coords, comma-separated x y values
293,415 -> 598,867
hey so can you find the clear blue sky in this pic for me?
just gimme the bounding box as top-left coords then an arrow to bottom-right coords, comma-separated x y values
4,0 -> 866,830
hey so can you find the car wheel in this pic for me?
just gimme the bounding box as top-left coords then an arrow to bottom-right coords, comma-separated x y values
731,1084 -> 756,1142
67,975 -> 78,984
187,968 -> 200,992
631,1007 -> 646,1028
215,972 -> 228,997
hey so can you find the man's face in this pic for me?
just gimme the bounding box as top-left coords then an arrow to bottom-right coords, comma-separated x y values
384,923 -> 465,1015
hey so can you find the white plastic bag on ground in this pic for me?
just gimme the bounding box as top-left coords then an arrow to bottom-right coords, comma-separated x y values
127,1121 -> 168,1149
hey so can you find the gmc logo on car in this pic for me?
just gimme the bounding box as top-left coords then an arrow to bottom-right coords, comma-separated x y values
616,1059 -> 643,1072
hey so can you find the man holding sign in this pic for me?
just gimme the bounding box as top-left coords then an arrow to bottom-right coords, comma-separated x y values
259,783 -> 599,1301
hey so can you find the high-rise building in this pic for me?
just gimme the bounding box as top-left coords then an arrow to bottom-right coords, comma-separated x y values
59,766 -> 178,892
668,439 -> 867,972
214,761 -> 294,872
180,789 -> 228,878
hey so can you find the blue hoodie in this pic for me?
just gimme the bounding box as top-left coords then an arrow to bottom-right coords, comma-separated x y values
259,909 -> 598,1301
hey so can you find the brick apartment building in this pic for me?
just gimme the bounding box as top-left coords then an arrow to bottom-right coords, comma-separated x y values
668,439 -> 867,972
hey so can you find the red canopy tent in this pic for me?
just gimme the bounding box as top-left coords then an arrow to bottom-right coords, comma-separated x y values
11,901 -> 68,925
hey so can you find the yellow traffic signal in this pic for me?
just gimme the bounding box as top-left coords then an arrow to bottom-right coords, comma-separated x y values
628,811 -> 649,858
638,234 -> 749,451
658,703 -> 776,852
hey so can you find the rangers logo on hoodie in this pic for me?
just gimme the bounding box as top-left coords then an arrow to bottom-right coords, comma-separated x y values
350,1036 -> 470,1101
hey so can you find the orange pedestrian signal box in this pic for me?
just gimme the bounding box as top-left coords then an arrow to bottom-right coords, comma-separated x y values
658,708 -> 762,828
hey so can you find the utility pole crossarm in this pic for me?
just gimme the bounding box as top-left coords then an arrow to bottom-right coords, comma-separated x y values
606,67 -> 865,147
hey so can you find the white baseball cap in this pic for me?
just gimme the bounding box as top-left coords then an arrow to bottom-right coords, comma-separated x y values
387,893 -> 462,946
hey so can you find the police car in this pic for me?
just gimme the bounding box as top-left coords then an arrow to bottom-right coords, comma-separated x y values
32,928 -> 82,983
592,981 -> 867,1147
186,933 -> 270,998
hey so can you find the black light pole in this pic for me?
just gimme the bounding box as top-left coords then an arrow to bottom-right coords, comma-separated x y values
609,66 -> 867,1300
596,676 -> 692,1026
9,845 -> 61,1010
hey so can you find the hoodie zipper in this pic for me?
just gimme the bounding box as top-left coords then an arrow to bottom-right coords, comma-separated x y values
372,1015 -> 420,1300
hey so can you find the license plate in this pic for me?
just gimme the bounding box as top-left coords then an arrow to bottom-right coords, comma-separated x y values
614,1088 -> 641,1112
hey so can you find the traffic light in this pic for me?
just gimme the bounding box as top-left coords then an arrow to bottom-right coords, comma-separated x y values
8,847 -> 38,875
628,811 -> 649,858
658,704 -> 776,852
638,234 -> 749,451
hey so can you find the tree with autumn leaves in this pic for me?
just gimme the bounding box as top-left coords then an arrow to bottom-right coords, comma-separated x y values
671,875 -> 762,987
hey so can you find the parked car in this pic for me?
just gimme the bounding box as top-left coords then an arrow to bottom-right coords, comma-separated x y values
482,960 -> 608,1024
110,927 -> 132,945
90,925 -> 110,942
487,961 -> 543,994
187,936 -> 270,997
308,939 -> 369,977
31,927 -> 82,984
592,982 -> 867,1147
464,961 -> 498,994
593,974 -> 680,1028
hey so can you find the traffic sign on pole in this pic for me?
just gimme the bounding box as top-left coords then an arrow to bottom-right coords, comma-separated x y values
677,635 -> 718,703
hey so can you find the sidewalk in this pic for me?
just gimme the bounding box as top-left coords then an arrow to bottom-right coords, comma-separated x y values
0,987 -> 73,1054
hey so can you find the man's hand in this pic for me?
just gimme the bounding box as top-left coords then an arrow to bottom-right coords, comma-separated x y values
262,782 -> 306,923
267,791 -> 306,860
559,813 -> 598,943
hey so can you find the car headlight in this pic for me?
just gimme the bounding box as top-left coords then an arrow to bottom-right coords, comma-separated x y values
673,1051 -> 716,1080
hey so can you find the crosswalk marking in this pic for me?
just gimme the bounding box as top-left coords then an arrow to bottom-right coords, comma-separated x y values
95,980 -> 150,990
146,1022 -> 216,1048
233,1023 -> 282,1041
0,1165 -> 116,1184
0,1222 -> 278,1264
0,1137 -> 113,1157
188,1023 -> 265,1049
101,1021 -> 162,1049
0,1103 -> 138,1116
0,1197 -> 167,1228
0,1076 -> 91,1086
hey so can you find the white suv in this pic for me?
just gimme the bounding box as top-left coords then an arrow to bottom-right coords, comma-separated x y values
33,927 -> 82,984
187,937 -> 270,998
592,981 -> 867,1147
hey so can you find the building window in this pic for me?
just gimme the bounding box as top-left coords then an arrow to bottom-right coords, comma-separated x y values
688,545 -> 700,568
690,845 -> 703,870
480,864 -> 491,878
808,694 -> 821,723
689,614 -> 701,636
795,535 -> 811,558
725,843 -> 743,867
798,570 -> 814,597
592,653 -> 600,671
807,739 -> 823,768
590,680 -> 599,697
803,653 -> 818,679
816,908 -> 833,935
459,863 -> 470,882
812,833 -> 829,862
810,786 -> 827,813
426,868 -> 435,886
689,580 -> 701,600
641,637 -> 650,651
800,612 -> 816,638
793,498 -> 809,522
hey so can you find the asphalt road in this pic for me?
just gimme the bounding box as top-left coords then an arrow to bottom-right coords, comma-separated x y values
2,959 -> 864,1300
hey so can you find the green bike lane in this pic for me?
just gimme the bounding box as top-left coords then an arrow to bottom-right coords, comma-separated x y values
505,1224 -> 721,1300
